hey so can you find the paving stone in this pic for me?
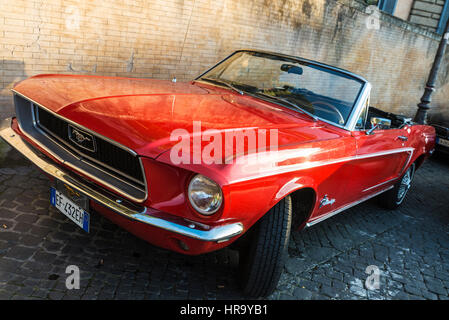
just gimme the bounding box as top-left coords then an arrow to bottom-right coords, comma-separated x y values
292,287 -> 313,299
48,291 -> 65,300
404,284 -> 422,296
421,290 -> 438,300
5,245 -> 36,261
425,280 -> 448,295
0,290 -> 13,300
15,214 -> 39,224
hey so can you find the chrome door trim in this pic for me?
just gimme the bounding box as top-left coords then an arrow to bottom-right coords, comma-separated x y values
399,148 -> 415,175
362,177 -> 398,193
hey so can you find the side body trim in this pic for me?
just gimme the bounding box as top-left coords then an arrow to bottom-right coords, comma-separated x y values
229,147 -> 415,184
305,185 -> 394,228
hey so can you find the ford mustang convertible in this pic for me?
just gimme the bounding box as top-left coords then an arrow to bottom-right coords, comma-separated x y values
0,50 -> 435,297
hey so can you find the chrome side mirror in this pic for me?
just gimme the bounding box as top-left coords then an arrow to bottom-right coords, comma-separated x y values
366,117 -> 391,135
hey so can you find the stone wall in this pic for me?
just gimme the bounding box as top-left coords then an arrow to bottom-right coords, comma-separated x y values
1,0 -> 449,124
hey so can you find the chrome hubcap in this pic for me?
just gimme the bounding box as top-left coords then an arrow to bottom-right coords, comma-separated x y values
397,167 -> 413,203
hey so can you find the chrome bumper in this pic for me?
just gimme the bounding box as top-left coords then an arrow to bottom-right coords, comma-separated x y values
0,118 -> 243,243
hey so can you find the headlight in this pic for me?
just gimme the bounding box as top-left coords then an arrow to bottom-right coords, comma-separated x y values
188,174 -> 223,215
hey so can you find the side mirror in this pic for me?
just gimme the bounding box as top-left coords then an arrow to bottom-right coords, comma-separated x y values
280,64 -> 303,75
366,117 -> 391,135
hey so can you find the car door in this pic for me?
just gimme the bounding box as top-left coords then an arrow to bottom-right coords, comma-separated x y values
350,116 -> 412,199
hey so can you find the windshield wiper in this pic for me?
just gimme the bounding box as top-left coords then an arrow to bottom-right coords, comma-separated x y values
253,92 -> 318,122
199,77 -> 244,95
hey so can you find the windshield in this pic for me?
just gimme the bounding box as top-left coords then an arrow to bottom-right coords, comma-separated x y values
199,51 -> 365,126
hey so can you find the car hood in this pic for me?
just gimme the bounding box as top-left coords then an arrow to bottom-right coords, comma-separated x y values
13,75 -> 338,159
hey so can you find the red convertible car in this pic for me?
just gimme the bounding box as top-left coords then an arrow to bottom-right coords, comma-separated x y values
0,50 -> 435,297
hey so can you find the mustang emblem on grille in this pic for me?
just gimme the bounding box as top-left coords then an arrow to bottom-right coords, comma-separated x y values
72,129 -> 91,143
68,125 -> 96,152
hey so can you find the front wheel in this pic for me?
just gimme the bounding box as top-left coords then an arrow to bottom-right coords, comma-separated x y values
238,196 -> 292,297
379,163 -> 416,210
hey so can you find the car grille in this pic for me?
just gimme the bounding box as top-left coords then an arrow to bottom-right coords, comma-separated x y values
33,104 -> 145,188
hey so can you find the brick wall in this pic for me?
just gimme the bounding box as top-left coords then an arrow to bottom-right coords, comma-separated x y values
409,0 -> 445,32
1,0 -> 449,124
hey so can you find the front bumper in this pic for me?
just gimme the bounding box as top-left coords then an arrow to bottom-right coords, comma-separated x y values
0,118 -> 243,252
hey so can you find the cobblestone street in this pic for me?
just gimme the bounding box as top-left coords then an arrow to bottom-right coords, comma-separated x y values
0,139 -> 448,300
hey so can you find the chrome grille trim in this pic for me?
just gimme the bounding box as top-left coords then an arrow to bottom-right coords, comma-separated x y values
12,91 -> 148,202
33,104 -> 145,187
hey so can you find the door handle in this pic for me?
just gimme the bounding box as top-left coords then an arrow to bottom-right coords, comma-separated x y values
397,136 -> 408,141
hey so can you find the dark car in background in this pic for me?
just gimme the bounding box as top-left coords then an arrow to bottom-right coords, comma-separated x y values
432,124 -> 449,155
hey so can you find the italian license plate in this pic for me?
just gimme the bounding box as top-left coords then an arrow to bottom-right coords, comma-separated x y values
50,187 -> 90,232
437,137 -> 449,148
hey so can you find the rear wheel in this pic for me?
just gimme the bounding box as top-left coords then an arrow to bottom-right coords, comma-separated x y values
379,163 -> 415,210
238,196 -> 292,297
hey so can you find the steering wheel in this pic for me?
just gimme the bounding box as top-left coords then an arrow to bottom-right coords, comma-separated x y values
311,100 -> 345,125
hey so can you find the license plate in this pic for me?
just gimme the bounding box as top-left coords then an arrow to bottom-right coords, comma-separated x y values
437,137 -> 449,147
50,187 -> 90,232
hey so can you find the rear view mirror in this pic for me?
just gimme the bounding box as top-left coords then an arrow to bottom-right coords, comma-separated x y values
280,64 -> 303,75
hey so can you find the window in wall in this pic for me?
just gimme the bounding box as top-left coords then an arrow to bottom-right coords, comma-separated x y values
378,0 -> 398,15
437,0 -> 449,35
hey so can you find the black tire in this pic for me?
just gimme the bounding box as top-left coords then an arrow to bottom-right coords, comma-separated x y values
378,163 -> 416,210
238,196 -> 292,297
